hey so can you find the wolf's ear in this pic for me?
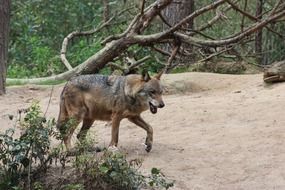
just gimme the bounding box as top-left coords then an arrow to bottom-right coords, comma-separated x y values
141,70 -> 151,82
154,69 -> 164,80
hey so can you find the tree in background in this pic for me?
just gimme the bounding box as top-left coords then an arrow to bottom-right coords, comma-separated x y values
0,0 -> 11,95
162,0 -> 195,70
5,0 -> 285,85
103,0 -> 110,23
255,0 -> 263,65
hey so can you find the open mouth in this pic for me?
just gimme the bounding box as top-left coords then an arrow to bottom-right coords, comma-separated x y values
149,102 -> 157,114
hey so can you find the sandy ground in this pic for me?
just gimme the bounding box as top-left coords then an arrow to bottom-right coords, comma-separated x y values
1,72 -> 285,190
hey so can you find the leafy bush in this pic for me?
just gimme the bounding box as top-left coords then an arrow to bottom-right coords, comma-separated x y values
0,102 -> 173,189
0,102 -> 59,189
73,151 -> 174,190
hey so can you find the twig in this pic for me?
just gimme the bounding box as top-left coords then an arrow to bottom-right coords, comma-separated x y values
225,0 -> 284,38
151,46 -> 181,58
108,55 -> 151,74
270,0 -> 283,16
241,0 -> 248,32
141,0 -> 146,15
173,8 -> 285,48
197,46 -> 233,63
107,62 -> 125,71
196,1 -> 237,32
128,55 -> 151,70
154,55 -> 165,65
44,86 -> 54,117
167,0 -> 226,34
165,44 -> 180,73
158,12 -> 172,27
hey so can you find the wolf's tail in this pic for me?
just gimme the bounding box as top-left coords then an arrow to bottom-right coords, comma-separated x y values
56,84 -> 69,131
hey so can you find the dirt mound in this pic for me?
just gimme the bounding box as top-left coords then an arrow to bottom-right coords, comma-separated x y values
1,72 -> 285,190
163,72 -> 262,94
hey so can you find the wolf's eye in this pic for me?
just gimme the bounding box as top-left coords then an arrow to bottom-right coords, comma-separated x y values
149,90 -> 155,94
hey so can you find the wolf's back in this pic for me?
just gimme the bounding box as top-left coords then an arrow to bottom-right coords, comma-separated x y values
69,75 -> 111,90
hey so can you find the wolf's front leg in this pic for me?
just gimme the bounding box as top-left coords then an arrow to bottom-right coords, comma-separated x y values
128,116 -> 153,152
109,114 -> 122,148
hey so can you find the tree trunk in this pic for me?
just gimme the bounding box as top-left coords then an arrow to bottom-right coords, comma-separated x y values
162,0 -> 195,67
0,0 -> 11,95
103,0 -> 110,23
255,0 -> 263,65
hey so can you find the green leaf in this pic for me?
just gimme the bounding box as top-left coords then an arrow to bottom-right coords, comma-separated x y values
151,167 -> 160,175
99,166 -> 109,174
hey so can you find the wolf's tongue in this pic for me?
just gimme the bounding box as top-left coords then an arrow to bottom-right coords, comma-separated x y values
150,103 -> 157,114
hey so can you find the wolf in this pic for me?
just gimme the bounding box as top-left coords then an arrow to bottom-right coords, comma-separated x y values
56,71 -> 165,152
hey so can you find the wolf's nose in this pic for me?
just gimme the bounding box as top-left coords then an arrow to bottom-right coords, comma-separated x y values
159,102 -> 165,108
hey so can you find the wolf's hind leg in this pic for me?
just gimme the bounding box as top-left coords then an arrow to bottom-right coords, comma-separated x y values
63,119 -> 80,151
57,102 -> 80,151
77,118 -> 95,142
128,116 -> 153,152
60,108 -> 86,151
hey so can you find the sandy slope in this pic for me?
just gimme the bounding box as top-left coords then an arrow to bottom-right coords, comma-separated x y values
1,72 -> 285,190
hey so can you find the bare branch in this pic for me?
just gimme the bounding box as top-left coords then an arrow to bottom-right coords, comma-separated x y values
167,0 -> 226,33
132,0 -> 226,43
165,44 -> 180,73
196,4 -> 232,32
10,0 -> 285,85
158,12 -> 172,27
128,55 -> 151,70
60,10 -> 126,71
134,0 -> 173,33
197,46 -> 234,63
241,0 -> 248,32
108,55 -> 151,75
141,0 -> 146,15
226,0 -> 284,38
151,46 -> 172,57
270,0 -> 284,15
174,8 -> 285,47
101,13 -> 140,45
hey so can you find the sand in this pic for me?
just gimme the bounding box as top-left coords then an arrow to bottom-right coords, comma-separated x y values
1,72 -> 285,190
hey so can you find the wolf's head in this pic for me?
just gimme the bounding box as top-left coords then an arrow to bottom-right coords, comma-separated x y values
141,71 -> 165,114
125,71 -> 165,114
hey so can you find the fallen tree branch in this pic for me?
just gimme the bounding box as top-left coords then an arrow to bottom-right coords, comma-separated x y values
60,7 -> 133,71
60,21 -> 111,70
7,0 -> 173,85
7,0 -> 285,85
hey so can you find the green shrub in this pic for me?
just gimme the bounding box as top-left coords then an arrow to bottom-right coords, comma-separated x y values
0,102 -> 174,190
0,102 -> 59,189
73,151 -> 174,190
